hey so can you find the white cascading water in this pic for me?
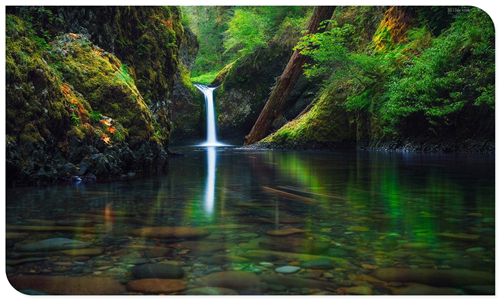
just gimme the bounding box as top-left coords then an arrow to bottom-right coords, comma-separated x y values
194,84 -> 226,147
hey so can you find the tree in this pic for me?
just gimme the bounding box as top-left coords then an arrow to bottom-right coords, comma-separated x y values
244,6 -> 336,145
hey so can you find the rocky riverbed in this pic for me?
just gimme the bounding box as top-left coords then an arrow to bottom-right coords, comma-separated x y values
6,204 -> 495,295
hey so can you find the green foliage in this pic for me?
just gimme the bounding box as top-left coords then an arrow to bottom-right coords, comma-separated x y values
70,113 -> 81,126
191,71 -> 219,85
224,9 -> 270,55
184,6 -> 311,79
384,7 -> 495,134
287,6 -> 494,143
90,111 -> 102,123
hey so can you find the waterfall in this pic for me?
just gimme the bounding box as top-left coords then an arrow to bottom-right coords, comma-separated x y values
194,84 -> 227,147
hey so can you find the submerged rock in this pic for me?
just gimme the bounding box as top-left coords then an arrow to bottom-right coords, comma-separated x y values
8,276 -> 126,295
462,285 -> 495,295
275,266 -> 301,274
195,271 -> 265,291
59,248 -> 104,256
370,268 -> 494,287
436,233 -> 480,242
132,263 -> 184,279
259,274 -> 338,290
393,283 -> 464,295
174,241 -> 228,253
341,286 -> 374,295
259,238 -> 329,255
126,279 -> 187,293
130,227 -> 210,239
301,258 -> 335,270
265,228 -> 306,237
185,287 -> 239,295
17,238 -> 90,252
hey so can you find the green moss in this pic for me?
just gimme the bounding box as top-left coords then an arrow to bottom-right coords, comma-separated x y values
262,85 -> 354,146
47,33 -> 157,146
19,123 -> 43,143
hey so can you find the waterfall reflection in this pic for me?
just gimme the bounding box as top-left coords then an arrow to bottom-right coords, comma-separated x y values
204,147 -> 216,215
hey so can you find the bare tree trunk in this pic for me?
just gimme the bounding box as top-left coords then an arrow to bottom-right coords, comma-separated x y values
244,6 -> 336,145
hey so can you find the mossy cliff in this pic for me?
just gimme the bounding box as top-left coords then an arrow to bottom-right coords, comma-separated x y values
6,7 -> 196,185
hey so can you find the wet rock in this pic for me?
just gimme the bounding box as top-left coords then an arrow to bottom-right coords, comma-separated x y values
8,276 -> 126,295
465,247 -> 486,256
132,263 -> 184,279
6,257 -> 47,266
260,262 -> 274,268
436,233 -> 480,242
6,232 -> 29,239
301,270 -> 323,279
401,242 -> 430,250
327,248 -> 349,257
130,227 -> 210,239
174,241 -> 228,253
267,284 -> 287,292
393,283 -> 464,295
17,238 -> 90,252
59,247 -> 104,256
7,225 -> 102,233
195,271 -> 265,291
301,258 -> 335,270
346,226 -> 370,232
240,252 -> 280,262
126,279 -> 187,293
420,252 -> 453,260
265,228 -> 305,237
370,268 -> 494,287
19,289 -> 48,295
64,163 -> 77,175
259,238 -> 329,254
125,258 -> 150,265
259,274 -> 338,290
275,266 -> 301,274
447,258 -> 494,272
185,287 -> 239,295
202,224 -> 250,230
462,285 -> 495,295
342,286 -> 374,295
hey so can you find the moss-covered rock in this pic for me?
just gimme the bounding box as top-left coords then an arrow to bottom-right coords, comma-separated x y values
6,6 -> 191,185
258,85 -> 356,149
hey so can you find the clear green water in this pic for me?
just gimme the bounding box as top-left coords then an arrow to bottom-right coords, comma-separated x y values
6,148 -> 495,295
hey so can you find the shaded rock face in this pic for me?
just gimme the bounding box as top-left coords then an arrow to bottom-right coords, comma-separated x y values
6,7 -> 192,185
214,44 -> 322,144
170,27 -> 205,145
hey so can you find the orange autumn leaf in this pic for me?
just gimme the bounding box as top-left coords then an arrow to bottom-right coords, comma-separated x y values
101,119 -> 112,127
102,134 -> 112,145
61,86 -> 71,96
108,127 -> 116,134
68,33 -> 78,39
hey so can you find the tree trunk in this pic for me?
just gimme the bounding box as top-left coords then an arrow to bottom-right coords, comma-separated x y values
244,6 -> 336,145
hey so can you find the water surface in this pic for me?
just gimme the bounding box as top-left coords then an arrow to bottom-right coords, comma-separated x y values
6,148 -> 495,295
